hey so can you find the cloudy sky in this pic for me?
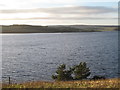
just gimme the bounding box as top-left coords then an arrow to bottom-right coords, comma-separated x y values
0,0 -> 118,25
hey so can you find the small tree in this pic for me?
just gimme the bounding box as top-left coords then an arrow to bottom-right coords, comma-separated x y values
52,62 -> 91,81
52,64 -> 73,81
64,68 -> 73,80
72,62 -> 91,80
92,75 -> 105,80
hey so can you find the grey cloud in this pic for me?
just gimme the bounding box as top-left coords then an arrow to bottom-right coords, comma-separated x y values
44,6 -> 117,14
0,4 -> 6,7
1,17 -> 117,20
1,6 -> 117,14
1,6 -> 117,21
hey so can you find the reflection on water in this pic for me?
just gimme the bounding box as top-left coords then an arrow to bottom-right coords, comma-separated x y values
2,31 -> 118,83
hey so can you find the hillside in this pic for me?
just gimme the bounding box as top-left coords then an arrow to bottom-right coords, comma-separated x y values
1,25 -> 118,33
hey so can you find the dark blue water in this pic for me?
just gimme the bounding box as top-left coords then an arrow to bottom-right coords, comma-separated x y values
2,31 -> 118,83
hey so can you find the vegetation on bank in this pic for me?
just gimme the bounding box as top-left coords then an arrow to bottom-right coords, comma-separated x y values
52,62 -> 91,81
2,62 -> 119,88
2,78 -> 119,88
1,25 -> 118,33
52,62 -> 106,81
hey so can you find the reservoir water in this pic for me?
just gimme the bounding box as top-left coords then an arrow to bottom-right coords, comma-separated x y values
1,31 -> 118,83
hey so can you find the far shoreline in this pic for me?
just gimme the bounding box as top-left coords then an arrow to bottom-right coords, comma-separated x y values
1,25 -> 118,34
1,31 -> 118,35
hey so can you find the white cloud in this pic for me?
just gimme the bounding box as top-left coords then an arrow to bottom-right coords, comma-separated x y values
0,1 -> 118,25
0,0 -> 78,9
0,6 -> 117,21
1,0 -> 118,10
1,6 -> 117,14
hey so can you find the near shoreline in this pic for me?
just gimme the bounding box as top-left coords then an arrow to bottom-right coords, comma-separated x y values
2,78 -> 119,88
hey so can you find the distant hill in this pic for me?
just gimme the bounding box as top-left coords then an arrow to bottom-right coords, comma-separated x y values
0,25 -> 118,33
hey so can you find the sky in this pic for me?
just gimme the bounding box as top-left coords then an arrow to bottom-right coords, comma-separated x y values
0,0 -> 119,25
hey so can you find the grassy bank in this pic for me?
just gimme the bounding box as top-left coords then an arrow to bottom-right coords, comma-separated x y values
2,78 -> 119,88
1,25 -> 118,33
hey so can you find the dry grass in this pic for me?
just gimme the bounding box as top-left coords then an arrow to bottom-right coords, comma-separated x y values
2,78 -> 120,88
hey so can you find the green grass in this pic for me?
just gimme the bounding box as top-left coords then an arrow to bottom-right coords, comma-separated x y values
2,78 -> 119,88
